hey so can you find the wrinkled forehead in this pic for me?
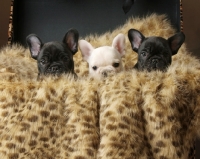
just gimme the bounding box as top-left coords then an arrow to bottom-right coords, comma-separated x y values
42,41 -> 65,52
89,46 -> 121,66
38,41 -> 73,60
141,36 -> 169,49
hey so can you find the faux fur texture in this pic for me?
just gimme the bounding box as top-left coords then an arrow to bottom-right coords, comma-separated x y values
0,14 -> 200,159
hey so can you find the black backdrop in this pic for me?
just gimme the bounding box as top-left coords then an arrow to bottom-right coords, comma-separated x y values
13,0 -> 181,46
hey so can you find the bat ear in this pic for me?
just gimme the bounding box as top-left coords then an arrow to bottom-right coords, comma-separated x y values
128,29 -> 145,53
26,34 -> 43,60
168,32 -> 185,55
63,28 -> 79,55
112,33 -> 126,57
122,0 -> 135,14
79,40 -> 94,63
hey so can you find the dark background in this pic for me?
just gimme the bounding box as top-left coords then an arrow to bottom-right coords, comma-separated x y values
183,0 -> 200,59
0,0 -> 11,48
12,0 -> 181,46
183,0 -> 200,157
0,0 -> 200,157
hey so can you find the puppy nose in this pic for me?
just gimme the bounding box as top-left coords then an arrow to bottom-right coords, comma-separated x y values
102,71 -> 108,77
51,66 -> 59,71
152,59 -> 158,64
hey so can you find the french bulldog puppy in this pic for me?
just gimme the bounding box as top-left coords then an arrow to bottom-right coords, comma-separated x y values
128,29 -> 185,71
79,34 -> 126,79
26,28 -> 79,78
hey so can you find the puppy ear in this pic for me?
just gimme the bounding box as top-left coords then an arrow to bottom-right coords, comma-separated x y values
168,32 -> 185,55
122,0 -> 135,14
63,28 -> 79,55
112,33 -> 126,57
26,34 -> 43,60
128,29 -> 145,53
79,40 -> 94,62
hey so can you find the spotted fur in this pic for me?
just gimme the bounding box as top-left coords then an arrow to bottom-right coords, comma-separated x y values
0,14 -> 200,159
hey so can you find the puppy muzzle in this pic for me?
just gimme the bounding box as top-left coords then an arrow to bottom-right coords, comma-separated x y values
99,66 -> 116,78
101,70 -> 115,77
46,64 -> 64,75
146,57 -> 168,71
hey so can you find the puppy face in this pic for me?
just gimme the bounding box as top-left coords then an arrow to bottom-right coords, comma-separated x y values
26,29 -> 79,78
36,42 -> 75,76
128,29 -> 185,71
79,34 -> 126,79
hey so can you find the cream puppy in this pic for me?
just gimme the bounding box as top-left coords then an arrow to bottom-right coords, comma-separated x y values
79,34 -> 125,79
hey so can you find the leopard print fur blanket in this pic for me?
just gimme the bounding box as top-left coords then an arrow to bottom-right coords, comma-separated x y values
0,14 -> 200,159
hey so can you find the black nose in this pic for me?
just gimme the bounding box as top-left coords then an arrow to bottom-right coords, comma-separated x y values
152,59 -> 158,64
49,65 -> 60,72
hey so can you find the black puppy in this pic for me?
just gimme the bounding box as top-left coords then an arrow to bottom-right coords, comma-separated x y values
128,29 -> 185,71
26,28 -> 79,78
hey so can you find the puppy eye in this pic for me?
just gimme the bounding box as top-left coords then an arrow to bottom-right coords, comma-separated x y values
141,52 -> 147,57
92,66 -> 97,70
113,63 -> 119,68
40,59 -> 47,65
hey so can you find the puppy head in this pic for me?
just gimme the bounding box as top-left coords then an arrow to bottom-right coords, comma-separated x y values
79,34 -> 125,79
26,28 -> 79,77
128,29 -> 185,71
